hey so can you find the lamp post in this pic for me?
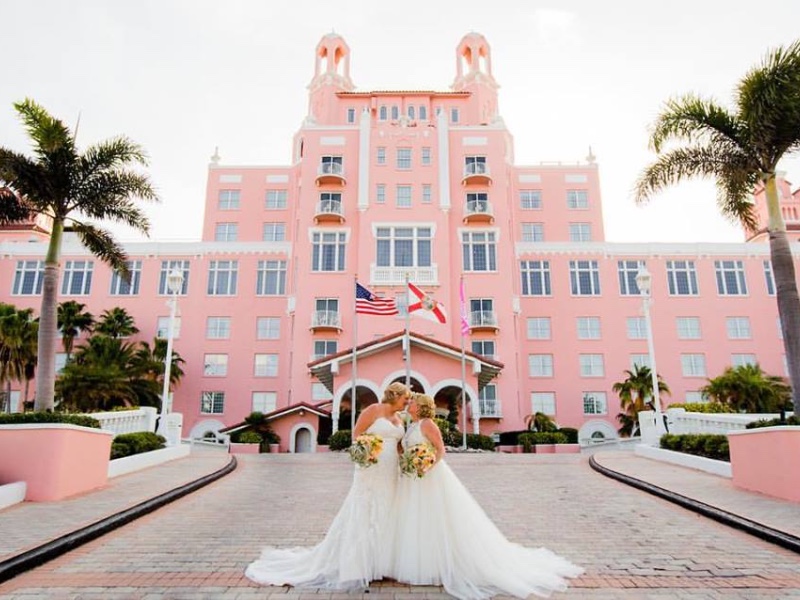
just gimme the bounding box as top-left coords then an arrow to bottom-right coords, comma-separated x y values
157,269 -> 184,445
635,266 -> 666,439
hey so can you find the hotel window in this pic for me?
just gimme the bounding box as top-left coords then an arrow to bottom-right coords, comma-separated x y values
55,353 -> 68,374
521,223 -> 544,242
377,147 -> 386,165
726,316 -> 751,339
396,185 -> 412,208
676,317 -> 702,340
569,223 -> 592,242
464,155 -> 486,175
531,392 -> 556,416
583,392 -> 607,415
520,190 -> 542,209
397,148 -> 412,170
630,354 -> 652,369
206,317 -> 231,340
203,354 -> 228,377
478,385 -> 499,417
715,260 -> 747,295
618,260 -> 645,295
466,192 -> 489,213
731,353 -> 757,368
12,260 -> 45,295
109,260 -> 142,296
254,353 -> 279,377
376,184 -> 386,203
462,231 -> 497,272
407,105 -> 415,119
256,260 -> 287,295
346,108 -> 356,123
579,354 -> 605,377
666,260 -> 698,295
526,317 -> 551,340
252,392 -> 277,414
265,189 -> 288,210
214,222 -> 238,242
681,353 -> 707,377
311,231 -> 347,272
319,192 -> 342,214
764,260 -> 776,295
421,147 -> 431,165
200,391 -> 225,414
472,340 -> 496,359
218,189 -> 240,210
256,317 -> 280,340
262,222 -> 286,242
315,298 -> 340,325
391,105 -> 399,120
626,317 -> 647,339
569,260 -> 601,296
419,106 -> 428,121
157,316 -> 181,339
451,108 -> 459,123
313,340 -> 338,360
207,260 -> 238,295
61,260 -> 94,295
159,260 -> 190,295
312,383 -> 333,401
422,184 -> 432,203
521,261 -> 551,296
379,106 -> 387,121
567,190 -> 589,209
685,391 -> 705,404
577,317 -> 601,340
529,354 -> 554,377
320,155 -> 343,175
376,227 -> 431,268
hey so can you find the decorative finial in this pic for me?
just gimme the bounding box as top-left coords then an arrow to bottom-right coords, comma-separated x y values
210,146 -> 221,165
586,146 -> 596,164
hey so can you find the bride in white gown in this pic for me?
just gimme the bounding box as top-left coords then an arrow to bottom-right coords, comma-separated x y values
387,394 -> 583,599
245,382 -> 410,591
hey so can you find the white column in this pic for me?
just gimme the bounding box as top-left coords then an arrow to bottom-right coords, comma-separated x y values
357,108 -> 371,210
437,109 -> 451,210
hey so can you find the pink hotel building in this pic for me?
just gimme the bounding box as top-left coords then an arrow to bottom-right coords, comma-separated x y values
2,32 -> 799,451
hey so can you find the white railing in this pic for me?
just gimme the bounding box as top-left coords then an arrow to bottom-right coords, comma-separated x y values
465,199 -> 494,216
87,407 -> 158,435
463,162 -> 490,177
479,401 -> 501,418
370,265 -> 438,286
315,199 -> 343,217
470,310 -> 498,328
317,162 -> 345,177
312,310 -> 341,329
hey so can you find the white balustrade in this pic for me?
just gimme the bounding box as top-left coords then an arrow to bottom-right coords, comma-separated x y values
86,406 -> 158,436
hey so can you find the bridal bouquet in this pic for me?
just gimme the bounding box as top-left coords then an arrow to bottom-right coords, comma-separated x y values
348,433 -> 383,468
400,443 -> 437,478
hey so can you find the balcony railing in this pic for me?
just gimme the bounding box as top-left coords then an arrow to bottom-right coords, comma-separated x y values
478,400 -> 502,418
464,199 -> 494,222
316,162 -> 346,186
311,310 -> 342,330
370,265 -> 438,286
314,199 -> 344,222
462,162 -> 492,185
469,310 -> 498,330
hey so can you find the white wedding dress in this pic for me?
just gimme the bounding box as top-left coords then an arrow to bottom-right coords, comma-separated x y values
386,421 -> 583,599
246,417 -> 405,591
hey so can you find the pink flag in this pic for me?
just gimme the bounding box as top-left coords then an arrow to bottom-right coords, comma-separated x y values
459,278 -> 470,336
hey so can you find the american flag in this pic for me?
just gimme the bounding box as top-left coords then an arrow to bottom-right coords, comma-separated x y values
356,282 -> 398,316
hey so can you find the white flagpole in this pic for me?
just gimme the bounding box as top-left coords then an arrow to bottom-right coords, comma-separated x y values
405,273 -> 411,387
351,276 -> 358,438
460,275 -> 467,449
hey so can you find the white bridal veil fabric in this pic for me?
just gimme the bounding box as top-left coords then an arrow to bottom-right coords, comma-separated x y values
385,421 -> 584,599
245,417 -> 405,591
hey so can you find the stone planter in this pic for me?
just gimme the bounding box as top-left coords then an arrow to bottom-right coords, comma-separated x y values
0,424 -> 113,502
316,444 -> 330,453
728,426 -> 800,502
534,444 -> 556,454
554,443 -> 581,454
229,442 -> 261,454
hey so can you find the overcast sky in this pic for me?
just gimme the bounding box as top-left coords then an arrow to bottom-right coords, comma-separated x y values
3,0 -> 800,244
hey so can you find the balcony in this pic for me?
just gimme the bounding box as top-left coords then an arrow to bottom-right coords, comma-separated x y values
370,265 -> 439,287
462,162 -> 492,186
316,162 -> 346,186
463,199 -> 494,224
314,199 -> 345,223
469,310 -> 498,332
478,400 -> 502,418
311,310 -> 342,332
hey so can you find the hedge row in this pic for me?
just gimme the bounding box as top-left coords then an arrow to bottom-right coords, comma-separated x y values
111,431 -> 166,460
518,432 -> 569,453
659,433 -> 730,462
0,412 -> 101,428
746,415 -> 800,429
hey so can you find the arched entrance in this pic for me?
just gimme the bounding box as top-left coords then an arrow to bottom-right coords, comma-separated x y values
293,427 -> 313,453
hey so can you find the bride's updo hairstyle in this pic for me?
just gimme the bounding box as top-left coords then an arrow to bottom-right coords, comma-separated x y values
382,381 -> 410,405
413,393 -> 436,419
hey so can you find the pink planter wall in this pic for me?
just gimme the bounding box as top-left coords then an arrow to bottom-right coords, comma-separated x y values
229,443 -> 260,454
728,427 -> 800,502
0,424 -> 113,502
554,444 -> 582,454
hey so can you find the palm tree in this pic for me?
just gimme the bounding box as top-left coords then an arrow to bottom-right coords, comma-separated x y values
94,307 -> 139,339
635,41 -> 800,411
57,301 -> 94,361
0,99 -> 158,411
613,365 -> 671,437
701,363 -> 791,413
0,304 -> 38,412
132,338 -> 185,411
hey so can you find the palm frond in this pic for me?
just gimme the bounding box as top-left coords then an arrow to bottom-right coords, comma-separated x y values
649,94 -> 745,153
13,99 -> 75,158
0,186 -> 34,224
81,136 -> 150,170
0,149 -> 60,213
70,221 -> 130,275
715,161 -> 760,229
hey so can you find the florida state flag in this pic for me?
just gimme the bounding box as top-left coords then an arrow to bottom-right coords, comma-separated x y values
407,282 -> 447,324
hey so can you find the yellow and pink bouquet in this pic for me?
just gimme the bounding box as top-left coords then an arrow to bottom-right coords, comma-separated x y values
348,433 -> 383,468
400,443 -> 437,478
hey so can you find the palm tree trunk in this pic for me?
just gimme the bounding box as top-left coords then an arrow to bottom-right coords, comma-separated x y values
764,177 -> 800,412
34,219 -> 63,412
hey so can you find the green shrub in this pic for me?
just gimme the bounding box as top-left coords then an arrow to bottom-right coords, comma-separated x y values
466,433 -> 496,451
328,429 -> 352,451
0,412 -> 101,428
237,431 -> 263,444
497,430 -> 528,445
746,415 -> 800,429
670,401 -> 729,413
658,433 -> 729,461
556,427 -> 579,444
518,433 -> 534,453
110,431 -> 166,459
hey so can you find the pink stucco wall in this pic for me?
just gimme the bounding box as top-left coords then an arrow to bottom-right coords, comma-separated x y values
728,427 -> 800,502
0,425 -> 113,502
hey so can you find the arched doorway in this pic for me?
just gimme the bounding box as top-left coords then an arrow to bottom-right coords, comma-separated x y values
294,427 -> 313,453
338,384 -> 380,431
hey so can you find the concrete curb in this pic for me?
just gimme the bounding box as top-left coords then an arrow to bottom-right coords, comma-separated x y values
0,455 -> 238,584
589,455 -> 800,555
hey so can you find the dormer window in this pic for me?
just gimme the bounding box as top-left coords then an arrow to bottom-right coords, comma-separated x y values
391,106 -> 399,120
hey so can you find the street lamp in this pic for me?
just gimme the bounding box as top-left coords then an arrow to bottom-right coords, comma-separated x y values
635,266 -> 666,439
157,269 -> 184,445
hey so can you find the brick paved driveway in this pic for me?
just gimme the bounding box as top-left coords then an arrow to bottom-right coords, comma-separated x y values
2,452 -> 799,599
